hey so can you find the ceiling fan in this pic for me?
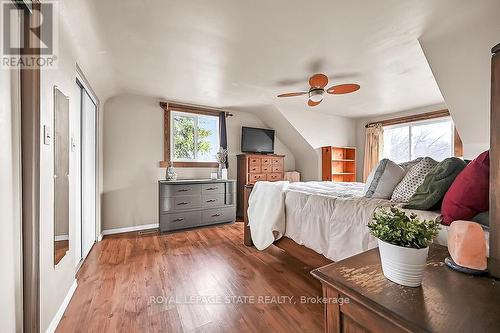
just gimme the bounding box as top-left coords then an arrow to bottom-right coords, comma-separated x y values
277,73 -> 360,107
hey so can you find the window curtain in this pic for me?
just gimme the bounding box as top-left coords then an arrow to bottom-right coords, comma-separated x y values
219,112 -> 228,168
363,123 -> 383,181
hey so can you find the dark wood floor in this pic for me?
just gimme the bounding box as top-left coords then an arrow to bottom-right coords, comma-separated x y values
56,222 -> 324,333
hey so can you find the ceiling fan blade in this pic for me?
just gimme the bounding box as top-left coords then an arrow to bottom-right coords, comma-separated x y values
308,99 -> 322,107
277,92 -> 308,97
326,84 -> 360,94
309,73 -> 328,88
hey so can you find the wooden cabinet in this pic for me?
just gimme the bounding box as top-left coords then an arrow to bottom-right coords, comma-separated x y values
236,153 -> 285,217
321,146 -> 356,182
312,245 -> 500,333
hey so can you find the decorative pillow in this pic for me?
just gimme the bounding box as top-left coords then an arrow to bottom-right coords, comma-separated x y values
404,157 -> 466,210
441,151 -> 490,225
364,159 -> 406,199
391,157 -> 438,203
398,157 -> 423,171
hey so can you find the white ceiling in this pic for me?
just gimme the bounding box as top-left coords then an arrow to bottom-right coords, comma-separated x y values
63,0 -> 496,118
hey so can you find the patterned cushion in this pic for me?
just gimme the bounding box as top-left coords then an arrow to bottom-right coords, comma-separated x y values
391,157 -> 438,203
398,157 -> 423,171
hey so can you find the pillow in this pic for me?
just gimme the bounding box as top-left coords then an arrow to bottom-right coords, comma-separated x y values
404,157 -> 466,210
472,211 -> 489,228
391,157 -> 438,203
441,151 -> 489,226
364,159 -> 406,199
398,157 -> 423,171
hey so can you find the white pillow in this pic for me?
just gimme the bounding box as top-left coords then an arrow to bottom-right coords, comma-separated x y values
364,159 -> 406,199
391,157 -> 438,203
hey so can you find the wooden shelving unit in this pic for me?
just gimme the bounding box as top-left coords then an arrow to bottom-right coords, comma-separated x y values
321,146 -> 356,182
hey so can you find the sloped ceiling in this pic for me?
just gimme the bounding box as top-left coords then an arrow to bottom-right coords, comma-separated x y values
60,0 -> 500,167
419,0 -> 500,157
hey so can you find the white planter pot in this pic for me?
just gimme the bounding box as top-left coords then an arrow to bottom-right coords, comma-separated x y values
377,239 -> 429,287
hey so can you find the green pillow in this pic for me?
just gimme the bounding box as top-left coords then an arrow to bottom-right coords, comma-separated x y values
404,157 -> 467,210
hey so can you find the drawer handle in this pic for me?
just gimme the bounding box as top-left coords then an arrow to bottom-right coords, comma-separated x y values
206,199 -> 216,203
172,218 -> 184,222
177,189 -> 189,192
177,202 -> 189,205
251,168 -> 257,171
211,213 -> 221,217
206,187 -> 217,191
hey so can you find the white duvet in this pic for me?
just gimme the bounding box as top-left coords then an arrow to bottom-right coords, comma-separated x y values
248,181 -> 451,262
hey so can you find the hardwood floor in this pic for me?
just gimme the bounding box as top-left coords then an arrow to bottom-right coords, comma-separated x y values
56,222 -> 324,333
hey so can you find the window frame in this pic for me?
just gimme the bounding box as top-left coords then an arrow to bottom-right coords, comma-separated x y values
159,102 -> 229,168
169,110 -> 220,164
382,116 -> 456,162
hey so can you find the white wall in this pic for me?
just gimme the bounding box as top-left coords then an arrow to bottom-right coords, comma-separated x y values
354,103 -> 447,181
38,11 -> 102,331
236,105 -> 357,181
419,2 -> 499,158
0,25 -> 23,333
102,94 -> 296,231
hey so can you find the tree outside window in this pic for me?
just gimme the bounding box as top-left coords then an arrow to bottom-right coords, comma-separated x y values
171,111 -> 220,162
382,118 -> 454,163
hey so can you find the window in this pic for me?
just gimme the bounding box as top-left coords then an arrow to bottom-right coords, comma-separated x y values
382,117 -> 454,163
170,111 -> 220,163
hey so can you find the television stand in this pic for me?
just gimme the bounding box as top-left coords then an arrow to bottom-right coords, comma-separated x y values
236,153 -> 285,217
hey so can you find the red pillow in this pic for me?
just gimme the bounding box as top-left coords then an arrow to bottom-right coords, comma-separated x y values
441,151 -> 489,225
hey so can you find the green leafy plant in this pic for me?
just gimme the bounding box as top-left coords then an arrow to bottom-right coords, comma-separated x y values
173,116 -> 213,159
368,207 -> 441,249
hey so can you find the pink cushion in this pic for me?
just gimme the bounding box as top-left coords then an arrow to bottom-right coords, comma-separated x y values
441,151 -> 489,225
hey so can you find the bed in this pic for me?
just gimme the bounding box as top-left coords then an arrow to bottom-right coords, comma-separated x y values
244,181 -> 485,263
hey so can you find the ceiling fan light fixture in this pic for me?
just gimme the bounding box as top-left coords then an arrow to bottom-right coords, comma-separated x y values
309,88 -> 324,103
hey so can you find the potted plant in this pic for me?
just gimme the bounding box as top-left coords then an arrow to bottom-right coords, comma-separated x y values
368,207 -> 441,287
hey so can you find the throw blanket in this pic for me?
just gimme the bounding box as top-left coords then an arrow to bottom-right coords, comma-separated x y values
247,181 -> 289,250
404,157 -> 466,210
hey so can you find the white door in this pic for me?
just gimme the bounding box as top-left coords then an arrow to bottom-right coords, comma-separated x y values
81,88 -> 97,259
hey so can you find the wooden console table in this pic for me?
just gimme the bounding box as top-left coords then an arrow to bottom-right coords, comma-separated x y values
312,244 -> 500,333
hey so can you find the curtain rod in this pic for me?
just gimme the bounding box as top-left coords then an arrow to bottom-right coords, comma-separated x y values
159,101 -> 233,117
365,109 -> 450,128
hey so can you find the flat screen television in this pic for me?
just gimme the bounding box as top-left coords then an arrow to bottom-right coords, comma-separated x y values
241,126 -> 275,154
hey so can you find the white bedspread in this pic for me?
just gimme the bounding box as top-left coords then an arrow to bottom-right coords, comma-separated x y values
248,181 -> 465,262
247,181 -> 289,250
284,184 -> 393,261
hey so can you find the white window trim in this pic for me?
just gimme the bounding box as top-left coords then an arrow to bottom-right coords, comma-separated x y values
383,117 -> 455,161
170,110 -> 220,163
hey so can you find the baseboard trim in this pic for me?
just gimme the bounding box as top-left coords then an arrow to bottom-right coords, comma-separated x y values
100,223 -> 159,237
45,279 -> 78,333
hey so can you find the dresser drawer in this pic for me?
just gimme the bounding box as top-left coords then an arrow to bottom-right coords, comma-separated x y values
160,211 -> 202,232
249,157 -> 261,167
249,173 -> 266,183
201,183 -> 225,194
267,173 -> 283,182
202,194 -> 225,207
272,165 -> 283,173
272,158 -> 283,165
170,195 -> 202,211
261,157 -> 272,166
160,184 -> 201,197
261,165 -> 272,173
249,165 -> 261,173
202,207 -> 236,224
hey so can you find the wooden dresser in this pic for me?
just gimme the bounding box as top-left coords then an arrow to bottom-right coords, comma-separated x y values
236,153 -> 285,217
312,244 -> 500,333
158,179 -> 236,232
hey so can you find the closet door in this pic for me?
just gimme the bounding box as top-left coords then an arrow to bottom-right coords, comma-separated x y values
81,89 -> 97,259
